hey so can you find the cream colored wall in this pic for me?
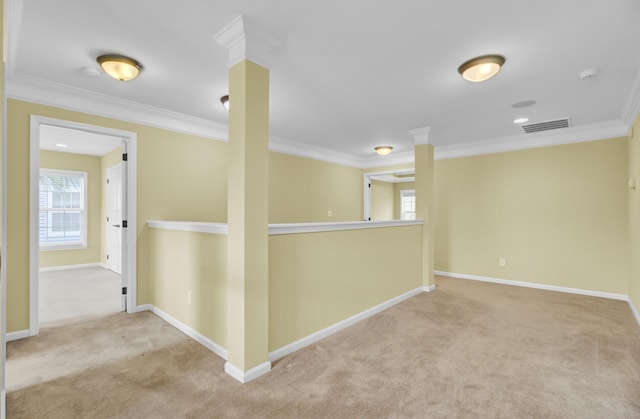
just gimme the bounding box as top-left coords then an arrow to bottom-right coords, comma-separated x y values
370,179 -> 394,220
6,99 -> 227,332
39,150 -> 102,268
269,225 -> 422,350
628,115 -> 640,310
269,152 -> 363,223
434,138 -> 629,294
148,228 -> 227,347
100,146 -> 122,265
394,181 -> 415,219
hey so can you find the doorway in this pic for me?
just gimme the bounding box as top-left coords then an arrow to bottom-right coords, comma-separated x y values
363,168 -> 415,221
29,116 -> 137,336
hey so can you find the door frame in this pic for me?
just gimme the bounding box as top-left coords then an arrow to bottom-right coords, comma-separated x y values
363,168 -> 414,221
29,115 -> 137,336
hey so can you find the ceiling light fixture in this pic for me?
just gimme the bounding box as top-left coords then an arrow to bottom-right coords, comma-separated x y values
513,117 -> 529,124
458,54 -> 505,82
220,95 -> 230,110
96,54 -> 142,81
375,146 -> 393,156
55,143 -> 68,148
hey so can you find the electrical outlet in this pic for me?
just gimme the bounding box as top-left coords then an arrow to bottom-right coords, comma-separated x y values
187,290 -> 192,305
327,210 -> 333,217
499,258 -> 506,267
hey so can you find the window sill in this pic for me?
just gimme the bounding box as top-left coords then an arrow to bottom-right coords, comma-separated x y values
40,244 -> 88,252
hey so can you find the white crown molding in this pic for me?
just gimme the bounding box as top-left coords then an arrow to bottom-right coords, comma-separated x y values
214,15 -> 282,69
8,74 -> 230,141
621,62 -> 640,127
269,134 -> 361,167
408,126 -> 431,145
434,120 -> 629,160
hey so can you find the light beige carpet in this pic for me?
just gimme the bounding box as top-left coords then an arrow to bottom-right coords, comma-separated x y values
7,276 -> 640,418
39,267 -> 122,327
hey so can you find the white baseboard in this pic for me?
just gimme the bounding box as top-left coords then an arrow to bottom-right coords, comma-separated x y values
434,271 -> 629,301
628,299 -> 640,326
225,361 -> 271,384
423,284 -> 436,292
6,329 -> 29,342
268,286 -> 424,362
39,262 -> 107,273
137,304 -> 228,360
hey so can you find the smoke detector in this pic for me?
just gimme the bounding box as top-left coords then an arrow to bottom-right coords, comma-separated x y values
579,68 -> 599,80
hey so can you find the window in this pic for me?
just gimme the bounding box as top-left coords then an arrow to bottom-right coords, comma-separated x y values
39,169 -> 87,248
400,189 -> 416,220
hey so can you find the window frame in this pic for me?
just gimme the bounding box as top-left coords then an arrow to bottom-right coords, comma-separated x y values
39,168 -> 88,250
400,189 -> 416,221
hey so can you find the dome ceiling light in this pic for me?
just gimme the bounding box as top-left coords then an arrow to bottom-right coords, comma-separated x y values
97,54 -> 142,81
375,146 -> 393,156
458,54 -> 505,82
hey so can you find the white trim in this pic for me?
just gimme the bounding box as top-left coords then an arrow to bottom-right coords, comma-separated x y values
39,262 -> 106,272
268,220 -> 423,236
434,271 -> 629,301
434,120 -> 629,160
224,361 -> 271,384
29,116 -> 138,336
409,126 -> 431,145
628,299 -> 640,326
145,305 -> 228,361
423,284 -> 436,292
268,286 -> 424,362
5,330 -> 29,342
213,15 -> 281,69
9,74 -> 229,142
147,220 -> 228,235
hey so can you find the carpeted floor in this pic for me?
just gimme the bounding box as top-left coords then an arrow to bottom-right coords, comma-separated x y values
7,276 -> 640,418
40,267 -> 122,327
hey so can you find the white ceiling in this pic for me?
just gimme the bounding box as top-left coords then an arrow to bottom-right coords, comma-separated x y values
8,0 -> 640,162
40,125 -> 122,156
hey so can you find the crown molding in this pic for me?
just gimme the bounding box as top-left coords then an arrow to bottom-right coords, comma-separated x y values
434,120 -> 629,160
269,135 -> 361,167
408,126 -> 431,145
214,15 -> 282,69
621,62 -> 640,127
8,74 -> 230,141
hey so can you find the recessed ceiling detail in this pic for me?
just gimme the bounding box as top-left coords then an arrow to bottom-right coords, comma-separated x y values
522,118 -> 571,134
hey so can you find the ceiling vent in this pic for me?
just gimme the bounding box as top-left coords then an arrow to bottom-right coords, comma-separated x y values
522,118 -> 571,134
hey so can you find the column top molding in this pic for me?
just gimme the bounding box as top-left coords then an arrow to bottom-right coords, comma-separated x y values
214,15 -> 282,69
408,126 -> 431,145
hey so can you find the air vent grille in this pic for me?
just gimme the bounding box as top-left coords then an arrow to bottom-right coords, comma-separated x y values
522,118 -> 570,133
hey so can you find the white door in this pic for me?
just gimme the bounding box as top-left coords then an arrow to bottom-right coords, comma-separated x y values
106,164 -> 123,276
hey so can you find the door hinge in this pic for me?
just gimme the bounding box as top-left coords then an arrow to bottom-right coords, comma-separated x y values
122,153 -> 128,161
107,254 -> 110,260
368,183 -> 371,188
122,287 -> 127,295
107,216 -> 110,222
122,220 -> 128,228
107,179 -> 109,184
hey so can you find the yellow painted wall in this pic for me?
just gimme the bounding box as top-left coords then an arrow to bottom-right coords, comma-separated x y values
6,99 -> 227,332
269,152 -> 363,223
39,150 -> 102,268
269,225 -> 422,350
148,228 -> 227,347
370,179 -> 394,220
629,115 -> 640,310
394,181 -> 415,219
434,138 -> 629,294
100,146 -> 122,265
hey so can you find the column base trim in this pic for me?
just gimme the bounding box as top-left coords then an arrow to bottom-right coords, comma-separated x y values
423,284 -> 436,292
224,361 -> 271,383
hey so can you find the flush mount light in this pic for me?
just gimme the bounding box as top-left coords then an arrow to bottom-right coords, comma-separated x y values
220,95 -> 230,110
96,54 -> 142,81
55,143 -> 68,148
375,146 -> 393,156
513,117 -> 529,124
458,54 -> 505,82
